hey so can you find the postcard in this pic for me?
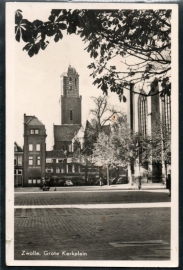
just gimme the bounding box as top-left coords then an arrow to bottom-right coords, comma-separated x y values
6,2 -> 178,267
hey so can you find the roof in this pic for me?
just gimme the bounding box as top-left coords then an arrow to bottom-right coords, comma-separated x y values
54,125 -> 81,142
46,150 -> 67,159
14,142 -> 23,152
61,65 -> 79,77
24,114 -> 44,126
24,115 -> 33,124
28,117 -> 44,126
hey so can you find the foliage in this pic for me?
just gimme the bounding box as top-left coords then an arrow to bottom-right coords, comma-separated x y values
150,114 -> 171,164
15,9 -> 171,99
84,95 -> 124,154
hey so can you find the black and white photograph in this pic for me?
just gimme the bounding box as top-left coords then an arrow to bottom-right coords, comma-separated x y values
6,3 -> 178,267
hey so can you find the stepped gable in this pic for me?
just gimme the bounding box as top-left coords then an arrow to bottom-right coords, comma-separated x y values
46,150 -> 66,159
54,124 -> 81,142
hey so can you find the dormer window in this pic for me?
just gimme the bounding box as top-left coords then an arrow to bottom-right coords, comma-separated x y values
30,129 -> 39,134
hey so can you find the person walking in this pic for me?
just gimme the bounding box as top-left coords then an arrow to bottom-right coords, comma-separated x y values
166,169 -> 171,197
138,174 -> 142,190
99,177 -> 103,187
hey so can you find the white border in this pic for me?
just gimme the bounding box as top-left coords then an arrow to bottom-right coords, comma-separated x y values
6,2 -> 179,267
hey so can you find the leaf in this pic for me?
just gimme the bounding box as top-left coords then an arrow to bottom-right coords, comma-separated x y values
48,14 -> 55,23
33,20 -> 43,28
56,15 -> 66,22
54,31 -> 63,42
123,96 -> 126,102
15,10 -> 22,25
58,23 -> 67,30
15,28 -> 21,42
51,9 -> 62,17
21,28 -> 32,43
23,43 -> 32,51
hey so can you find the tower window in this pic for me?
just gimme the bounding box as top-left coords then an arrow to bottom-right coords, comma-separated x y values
70,110 -> 73,121
70,77 -> 72,82
75,78 -> 76,86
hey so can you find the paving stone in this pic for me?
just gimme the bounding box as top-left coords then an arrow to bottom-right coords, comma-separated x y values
15,191 -> 171,205
14,208 -> 170,260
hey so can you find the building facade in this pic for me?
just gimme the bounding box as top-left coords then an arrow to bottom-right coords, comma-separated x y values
14,142 -> 23,186
23,114 -> 47,186
126,80 -> 171,182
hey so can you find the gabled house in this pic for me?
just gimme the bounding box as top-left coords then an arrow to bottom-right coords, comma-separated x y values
14,142 -> 23,186
23,114 -> 47,186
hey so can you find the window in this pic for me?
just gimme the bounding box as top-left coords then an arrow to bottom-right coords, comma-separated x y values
28,179 -> 32,184
14,170 -> 16,175
56,159 -> 63,163
33,179 -> 36,184
14,157 -> 17,166
69,85 -> 72,91
37,179 -> 41,184
46,167 -> 53,173
75,164 -> 79,173
29,156 -> 33,165
30,130 -> 34,134
138,94 -> 147,136
70,110 -> 73,121
46,158 -> 53,163
56,168 -> 60,173
29,144 -> 33,151
18,156 -> 22,166
75,78 -> 77,86
37,156 -> 40,165
36,144 -> 40,151
161,94 -> 171,134
68,164 -> 72,173
70,77 -> 72,82
35,130 -> 39,134
61,166 -> 65,173
18,170 -> 22,175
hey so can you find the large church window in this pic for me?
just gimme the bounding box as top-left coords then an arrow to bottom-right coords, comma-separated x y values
138,94 -> 147,136
161,94 -> 171,134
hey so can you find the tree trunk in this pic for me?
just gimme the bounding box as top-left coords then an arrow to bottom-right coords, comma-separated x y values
85,160 -> 88,185
107,165 -> 110,186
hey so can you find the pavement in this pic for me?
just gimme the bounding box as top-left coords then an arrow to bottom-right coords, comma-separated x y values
14,186 -> 171,262
15,182 -> 166,193
15,190 -> 170,205
14,207 -> 170,261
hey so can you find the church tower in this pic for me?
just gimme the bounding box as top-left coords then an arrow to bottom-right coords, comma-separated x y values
60,65 -> 82,125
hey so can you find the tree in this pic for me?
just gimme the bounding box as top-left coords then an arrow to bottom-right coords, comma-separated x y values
15,9 -> 171,100
150,114 -> 171,177
84,95 -> 124,154
92,114 -> 146,184
92,132 -> 121,185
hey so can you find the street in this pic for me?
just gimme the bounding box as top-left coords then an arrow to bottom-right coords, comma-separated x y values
14,187 -> 171,261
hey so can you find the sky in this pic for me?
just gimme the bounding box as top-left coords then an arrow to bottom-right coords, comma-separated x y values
14,6 -> 127,150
